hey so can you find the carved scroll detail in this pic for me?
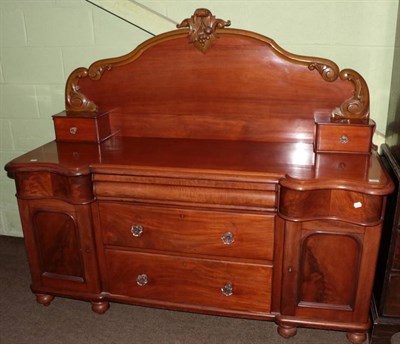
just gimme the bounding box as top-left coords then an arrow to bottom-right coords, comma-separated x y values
332,69 -> 370,121
308,62 -> 339,82
66,67 -> 97,112
177,8 -> 231,53
88,63 -> 113,81
308,62 -> 369,121
66,63 -> 113,111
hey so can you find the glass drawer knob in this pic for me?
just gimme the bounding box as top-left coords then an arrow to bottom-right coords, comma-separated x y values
69,127 -> 78,135
221,232 -> 235,245
221,283 -> 234,296
136,274 -> 148,286
131,224 -> 144,237
340,135 -> 349,144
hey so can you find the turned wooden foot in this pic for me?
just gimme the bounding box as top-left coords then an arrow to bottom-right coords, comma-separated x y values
346,332 -> 367,344
91,301 -> 110,315
277,324 -> 297,338
36,294 -> 55,306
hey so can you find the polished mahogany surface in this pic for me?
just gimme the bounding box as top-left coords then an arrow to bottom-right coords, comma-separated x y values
5,137 -> 391,193
75,34 -> 354,143
4,9 -> 394,344
6,138 -> 315,177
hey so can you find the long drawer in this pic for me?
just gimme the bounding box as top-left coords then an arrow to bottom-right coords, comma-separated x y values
93,174 -> 277,211
105,249 -> 272,314
99,202 -> 275,260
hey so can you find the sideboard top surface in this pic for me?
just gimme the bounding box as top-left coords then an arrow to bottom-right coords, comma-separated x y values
5,137 -> 393,195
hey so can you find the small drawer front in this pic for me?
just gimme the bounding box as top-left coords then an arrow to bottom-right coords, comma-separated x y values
99,202 -> 274,260
105,249 -> 272,314
279,188 -> 383,225
53,115 -> 111,142
316,124 -> 373,153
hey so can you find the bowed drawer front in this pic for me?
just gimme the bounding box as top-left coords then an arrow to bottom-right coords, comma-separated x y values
279,188 -> 383,225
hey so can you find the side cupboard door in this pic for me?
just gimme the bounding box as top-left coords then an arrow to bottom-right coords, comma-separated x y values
18,198 -> 100,296
280,219 -> 381,324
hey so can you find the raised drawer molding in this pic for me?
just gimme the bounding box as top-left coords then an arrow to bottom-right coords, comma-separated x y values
4,9 -> 394,344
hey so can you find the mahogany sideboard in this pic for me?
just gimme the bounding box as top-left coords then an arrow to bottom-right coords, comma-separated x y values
4,9 -> 394,343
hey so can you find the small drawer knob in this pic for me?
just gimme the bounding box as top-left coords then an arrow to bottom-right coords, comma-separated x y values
131,224 -> 144,237
339,135 -> 349,144
221,231 -> 235,245
221,283 -> 234,296
69,127 -> 78,135
136,274 -> 148,286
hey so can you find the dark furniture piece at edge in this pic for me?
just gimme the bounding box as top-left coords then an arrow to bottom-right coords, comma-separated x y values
371,3 -> 400,342
372,145 -> 400,343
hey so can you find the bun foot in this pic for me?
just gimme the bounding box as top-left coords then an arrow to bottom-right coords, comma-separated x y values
36,294 -> 55,306
277,324 -> 297,338
346,332 -> 367,344
91,301 -> 110,315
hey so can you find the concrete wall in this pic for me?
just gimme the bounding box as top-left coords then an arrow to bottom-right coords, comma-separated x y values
0,0 -> 398,236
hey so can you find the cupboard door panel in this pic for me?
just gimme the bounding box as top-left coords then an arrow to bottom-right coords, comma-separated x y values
18,199 -> 100,294
299,233 -> 360,308
33,211 -> 84,280
281,219 -> 380,323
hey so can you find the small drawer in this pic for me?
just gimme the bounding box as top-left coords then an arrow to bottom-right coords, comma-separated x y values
314,116 -> 375,154
99,202 -> 275,260
105,249 -> 272,314
279,188 -> 383,225
53,111 -> 112,142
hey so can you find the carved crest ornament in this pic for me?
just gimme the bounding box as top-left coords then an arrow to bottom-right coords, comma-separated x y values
65,9 -> 369,122
176,8 -> 231,53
